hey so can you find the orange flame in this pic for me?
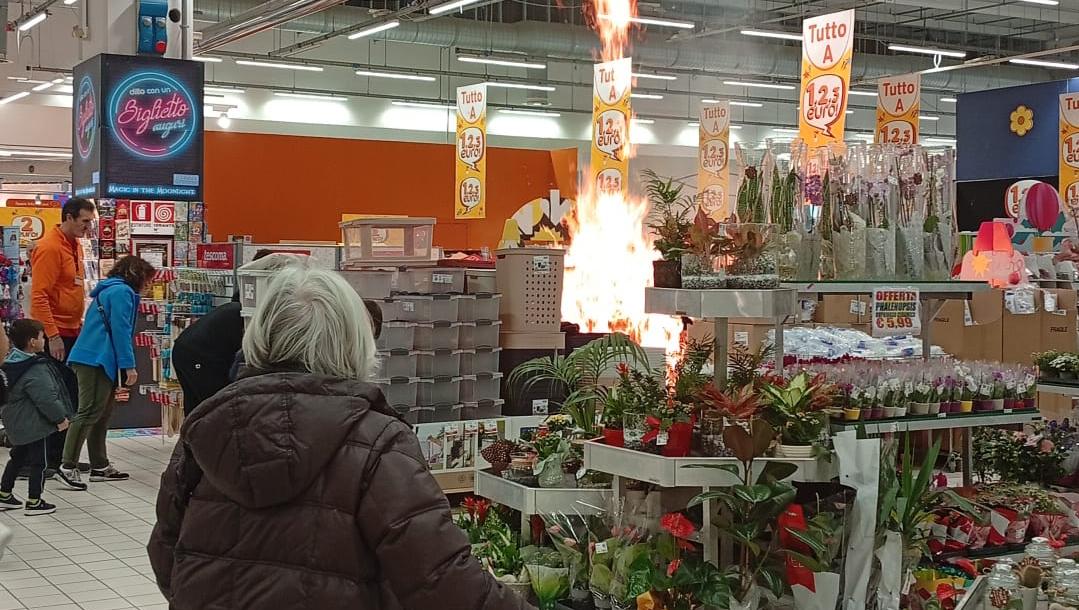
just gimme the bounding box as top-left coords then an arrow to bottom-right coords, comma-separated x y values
593,0 -> 636,61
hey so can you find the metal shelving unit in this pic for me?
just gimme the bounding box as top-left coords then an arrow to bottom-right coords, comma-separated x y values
1037,381 -> 1079,398
830,410 -> 1041,434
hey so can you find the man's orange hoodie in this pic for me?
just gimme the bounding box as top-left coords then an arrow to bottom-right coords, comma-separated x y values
30,226 -> 85,338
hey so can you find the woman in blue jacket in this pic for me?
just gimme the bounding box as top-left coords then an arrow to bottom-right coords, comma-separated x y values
61,256 -> 156,487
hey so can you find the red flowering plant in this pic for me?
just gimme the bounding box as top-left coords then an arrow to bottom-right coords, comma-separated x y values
456,496 -> 493,544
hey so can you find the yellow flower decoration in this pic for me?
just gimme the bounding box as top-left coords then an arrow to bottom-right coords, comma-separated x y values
1010,105 -> 1034,136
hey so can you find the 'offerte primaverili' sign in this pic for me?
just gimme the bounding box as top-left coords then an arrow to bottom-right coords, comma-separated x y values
876,73 -> 920,145
697,100 -> 730,219
1060,93 -> 1079,215
799,9 -> 855,148
455,84 -> 486,220
591,57 -> 632,198
871,287 -> 921,338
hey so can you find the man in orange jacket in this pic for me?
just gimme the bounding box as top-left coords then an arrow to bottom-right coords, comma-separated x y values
29,197 -> 95,487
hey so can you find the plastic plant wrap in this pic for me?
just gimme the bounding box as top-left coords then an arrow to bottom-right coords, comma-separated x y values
830,144 -> 865,279
863,146 -> 896,279
797,146 -> 827,281
527,564 -> 570,610
924,148 -> 956,280
735,143 -> 769,224
770,140 -> 803,281
896,149 -> 927,279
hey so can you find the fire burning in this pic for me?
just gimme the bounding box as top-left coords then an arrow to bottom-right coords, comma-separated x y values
560,0 -> 683,355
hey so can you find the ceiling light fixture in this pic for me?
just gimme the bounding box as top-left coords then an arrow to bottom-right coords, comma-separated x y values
631,118 -> 655,124
925,137 -> 957,144
731,101 -> 763,108
355,69 -> 436,82
430,0 -> 481,14
631,93 -> 664,100
51,78 -> 64,84
740,29 -> 803,41
348,20 -> 400,40
17,12 -> 48,31
274,91 -> 349,101
217,112 -> 232,129
499,108 -> 562,117
633,72 -> 677,81
888,44 -> 966,59
846,110 -> 854,114
723,80 -> 795,90
598,14 -> 694,29
0,149 -> 71,157
919,115 -> 940,121
458,53 -> 546,70
1019,0 -> 1058,5
730,125 -> 743,130
31,82 -> 52,92
0,92 -> 30,105
848,90 -> 879,97
193,56 -> 223,63
391,100 -> 453,110
773,127 -> 800,133
1009,58 -> 1079,70
485,81 -> 556,91
236,59 -> 323,72
63,0 -> 77,4
940,97 -> 958,103
205,86 -> 246,95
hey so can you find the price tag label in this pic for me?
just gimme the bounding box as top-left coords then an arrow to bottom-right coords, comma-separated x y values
656,431 -> 669,446
432,273 -> 454,285
533,256 -> 551,274
402,301 -> 415,312
244,283 -> 255,302
1004,409 -> 1013,414
937,412 -> 947,418
532,399 -> 549,415
871,287 -> 921,338
595,542 -> 608,555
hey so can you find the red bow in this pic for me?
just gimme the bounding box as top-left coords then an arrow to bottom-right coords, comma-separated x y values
641,416 -> 664,444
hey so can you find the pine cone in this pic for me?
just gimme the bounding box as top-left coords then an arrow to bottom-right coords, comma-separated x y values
481,440 -> 516,465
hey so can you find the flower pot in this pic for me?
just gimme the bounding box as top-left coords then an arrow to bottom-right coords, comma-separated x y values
894,406 -> 907,417
972,399 -> 992,412
661,422 -> 693,457
622,412 -> 653,453
1003,398 -> 1018,410
882,406 -> 897,418
592,592 -> 612,609
990,398 -> 1005,411
910,402 -> 932,415
1062,371 -> 1077,380
602,427 -> 624,448
1022,397 -> 1036,410
776,443 -> 815,458
843,407 -> 861,421
700,414 -> 728,457
652,259 -> 682,288
504,582 -> 533,602
1020,586 -> 1038,610
730,587 -> 763,610
945,400 -> 961,413
869,407 -> 883,419
960,400 -> 973,413
927,402 -> 941,415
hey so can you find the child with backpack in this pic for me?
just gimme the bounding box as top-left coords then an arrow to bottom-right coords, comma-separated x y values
0,319 -> 77,515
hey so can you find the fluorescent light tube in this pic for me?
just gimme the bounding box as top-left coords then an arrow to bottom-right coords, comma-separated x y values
275,92 -> 348,101
1019,0 -> 1058,5
193,56 -> 223,63
63,0 -> 77,4
633,72 -> 676,81
741,29 -> 803,41
0,149 -> 71,157
632,118 -> 655,124
18,12 -> 48,31
499,109 -> 562,117
888,44 -> 966,59
849,90 -> 878,97
631,93 -> 664,100
205,86 -> 246,95
773,127 -> 800,133
236,60 -> 323,72
0,92 -> 30,105
724,80 -> 795,90
926,137 -> 957,144
919,115 -> 940,121
731,101 -> 763,108
598,14 -> 694,29
392,100 -> 453,110
730,125 -> 742,130
51,78 -> 65,84
485,81 -> 555,92
458,54 -> 546,69
940,97 -> 958,103
31,83 -> 52,92
430,0 -> 480,14
355,70 -> 436,82
1009,58 -> 1079,70
348,20 -> 400,40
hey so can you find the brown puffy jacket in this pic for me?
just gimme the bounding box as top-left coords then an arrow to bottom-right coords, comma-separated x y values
147,369 -> 535,610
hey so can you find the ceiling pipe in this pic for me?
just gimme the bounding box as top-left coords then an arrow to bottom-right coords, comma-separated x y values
196,0 -> 350,53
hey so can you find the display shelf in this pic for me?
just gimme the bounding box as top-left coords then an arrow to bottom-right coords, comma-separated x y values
582,441 -> 837,488
954,576 -> 984,610
937,541 -> 1079,563
830,409 -> 1041,434
644,287 -> 799,319
784,280 -> 991,300
1037,381 -> 1079,397
473,469 -> 611,515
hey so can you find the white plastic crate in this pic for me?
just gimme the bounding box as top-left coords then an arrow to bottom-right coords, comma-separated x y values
418,376 -> 462,405
375,377 -> 429,408
414,404 -> 461,424
459,294 -> 501,322
416,349 -> 465,378
402,268 -> 465,294
461,348 -> 501,375
377,322 -> 416,351
461,372 -> 503,403
374,350 -> 419,379
340,217 -> 435,265
460,320 -> 501,349
465,269 -> 497,294
414,322 -> 468,350
339,269 -> 397,299
459,399 -> 504,420
237,269 -> 275,312
394,295 -> 460,323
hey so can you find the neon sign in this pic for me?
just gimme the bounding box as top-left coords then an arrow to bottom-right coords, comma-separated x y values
76,76 -> 96,160
107,71 -> 198,159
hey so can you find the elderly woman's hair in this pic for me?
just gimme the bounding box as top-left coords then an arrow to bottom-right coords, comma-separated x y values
242,262 -> 377,379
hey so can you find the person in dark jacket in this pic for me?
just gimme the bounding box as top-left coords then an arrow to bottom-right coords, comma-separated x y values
148,263 -> 533,610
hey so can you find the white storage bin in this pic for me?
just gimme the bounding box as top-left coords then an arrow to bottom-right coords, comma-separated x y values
377,322 -> 416,350
395,295 -> 460,322
394,405 -> 421,425
460,320 -> 501,349
402,268 -> 465,294
465,269 -> 497,294
415,404 -> 460,423
237,269 -> 274,311
339,269 -> 397,299
459,399 -> 504,421
418,376 -> 462,405
340,217 -> 435,265
368,298 -> 400,323
461,372 -> 503,403
375,377 -> 428,408
459,294 -> 501,321
374,350 -> 419,379
416,349 -> 465,378
461,348 -> 501,375
414,322 -> 467,350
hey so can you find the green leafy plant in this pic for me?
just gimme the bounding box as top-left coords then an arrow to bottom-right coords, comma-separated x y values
672,336 -> 714,402
527,564 -> 570,610
508,334 -> 648,436
784,512 -> 844,573
972,426 -> 1065,486
760,372 -> 839,446
643,169 -> 695,262
727,342 -> 775,392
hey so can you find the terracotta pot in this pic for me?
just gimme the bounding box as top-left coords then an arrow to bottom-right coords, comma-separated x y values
960,400 -> 973,413
661,422 -> 693,457
653,259 -> 682,288
602,427 -> 625,448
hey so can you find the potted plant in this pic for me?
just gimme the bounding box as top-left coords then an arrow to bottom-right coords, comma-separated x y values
643,169 -> 694,288
1034,350 -> 1062,381
909,379 -> 938,416
760,372 -> 837,458
1051,353 -> 1079,381
532,433 -> 573,488
783,511 -> 845,610
697,384 -> 763,457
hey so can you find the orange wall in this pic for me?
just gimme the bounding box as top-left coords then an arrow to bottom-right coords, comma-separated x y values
204,131 -> 577,250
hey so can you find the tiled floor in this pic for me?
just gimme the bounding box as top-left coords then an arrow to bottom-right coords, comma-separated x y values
0,434 -> 176,610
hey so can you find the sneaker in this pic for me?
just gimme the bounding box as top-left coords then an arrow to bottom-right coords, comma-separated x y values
89,465 -> 129,482
23,499 -> 56,516
56,467 -> 88,491
0,492 -> 21,511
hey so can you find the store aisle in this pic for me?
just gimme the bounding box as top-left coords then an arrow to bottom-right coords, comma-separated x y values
0,434 -> 175,610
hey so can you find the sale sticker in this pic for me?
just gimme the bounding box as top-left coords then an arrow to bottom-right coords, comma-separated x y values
591,57 -> 632,198
875,73 -> 920,145
871,287 -> 921,338
455,84 -> 487,220
799,9 -> 855,147
698,100 -> 730,219
1060,93 -> 1079,220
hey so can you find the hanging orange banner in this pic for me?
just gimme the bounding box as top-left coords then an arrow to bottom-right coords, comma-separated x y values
697,100 -> 730,219
455,83 -> 487,219
591,57 -> 632,198
798,9 -> 855,147
875,73 -> 920,145
1060,93 -> 1079,216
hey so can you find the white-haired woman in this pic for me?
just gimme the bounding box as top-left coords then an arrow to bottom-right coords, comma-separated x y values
148,264 -> 534,610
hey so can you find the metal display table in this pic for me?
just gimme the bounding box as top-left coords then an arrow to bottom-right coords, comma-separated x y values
473,469 -> 610,516
829,410 -> 1041,434
1037,381 -> 1079,397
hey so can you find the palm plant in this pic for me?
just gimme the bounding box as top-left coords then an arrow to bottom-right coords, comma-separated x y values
508,334 -> 649,436
643,169 -> 695,262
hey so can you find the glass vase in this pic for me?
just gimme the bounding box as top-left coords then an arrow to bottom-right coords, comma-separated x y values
700,412 -> 729,457
721,222 -> 779,289
623,412 -> 650,452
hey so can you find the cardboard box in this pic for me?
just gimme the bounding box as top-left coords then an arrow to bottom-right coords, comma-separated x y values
930,291 -> 1004,361
812,295 -> 871,326
1001,288 -> 1078,365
